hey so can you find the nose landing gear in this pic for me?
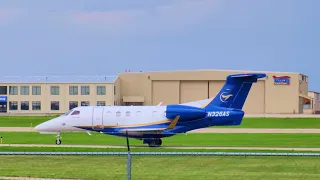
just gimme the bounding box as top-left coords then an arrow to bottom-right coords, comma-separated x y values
56,132 -> 61,145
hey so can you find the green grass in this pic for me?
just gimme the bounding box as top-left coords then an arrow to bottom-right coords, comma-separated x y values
0,116 -> 58,127
0,132 -> 320,148
0,155 -> 320,179
1,116 -> 320,128
214,117 -> 320,128
1,146 -> 320,153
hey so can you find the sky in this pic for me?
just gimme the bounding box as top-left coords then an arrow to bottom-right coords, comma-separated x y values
0,0 -> 319,90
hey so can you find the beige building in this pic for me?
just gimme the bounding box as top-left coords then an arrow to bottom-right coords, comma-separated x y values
305,91 -> 320,114
0,76 -> 121,114
119,69 -> 311,114
0,69 -> 315,115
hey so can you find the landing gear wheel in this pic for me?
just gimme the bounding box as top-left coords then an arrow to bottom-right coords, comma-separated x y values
148,138 -> 162,147
56,139 -> 61,145
56,132 -> 61,145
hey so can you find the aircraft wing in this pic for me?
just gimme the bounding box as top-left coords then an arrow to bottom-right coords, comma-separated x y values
120,116 -> 180,132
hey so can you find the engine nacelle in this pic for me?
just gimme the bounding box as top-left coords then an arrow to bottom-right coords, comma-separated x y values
165,104 -> 207,122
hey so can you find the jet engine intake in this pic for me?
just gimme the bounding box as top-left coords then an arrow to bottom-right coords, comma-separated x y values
165,104 -> 206,122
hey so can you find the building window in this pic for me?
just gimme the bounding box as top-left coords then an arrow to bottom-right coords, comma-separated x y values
0,86 -> 7,95
69,101 -> 78,110
51,86 -> 59,95
114,86 -> 116,95
97,101 -> 105,106
69,86 -> 78,95
81,86 -> 90,95
9,86 -> 18,95
32,86 -> 41,95
9,101 -> 18,110
97,86 -> 106,95
51,101 -> 59,110
303,104 -> 311,109
81,101 -> 89,106
20,86 -> 29,95
32,101 -> 41,110
21,101 -> 29,110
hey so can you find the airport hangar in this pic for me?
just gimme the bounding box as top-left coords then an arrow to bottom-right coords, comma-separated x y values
0,69 -> 316,115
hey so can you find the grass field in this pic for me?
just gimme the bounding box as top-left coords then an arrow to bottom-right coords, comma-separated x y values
1,116 -> 320,128
0,116 -> 57,127
0,155 -> 319,179
0,132 -> 320,148
216,117 -> 320,128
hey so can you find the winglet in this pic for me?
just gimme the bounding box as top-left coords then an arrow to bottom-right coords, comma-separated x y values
167,116 -> 180,130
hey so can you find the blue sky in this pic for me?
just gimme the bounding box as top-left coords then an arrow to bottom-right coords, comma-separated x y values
0,0 -> 319,90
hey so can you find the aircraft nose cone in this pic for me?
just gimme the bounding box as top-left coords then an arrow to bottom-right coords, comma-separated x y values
34,123 -> 45,131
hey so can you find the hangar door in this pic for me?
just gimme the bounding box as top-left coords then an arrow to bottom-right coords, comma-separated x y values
180,81 -> 209,103
209,81 -> 225,99
152,80 -> 180,105
242,81 -> 265,114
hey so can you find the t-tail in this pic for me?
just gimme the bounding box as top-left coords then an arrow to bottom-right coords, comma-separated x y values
205,73 -> 266,110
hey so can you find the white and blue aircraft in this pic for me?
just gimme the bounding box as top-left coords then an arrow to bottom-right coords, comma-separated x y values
35,73 -> 266,147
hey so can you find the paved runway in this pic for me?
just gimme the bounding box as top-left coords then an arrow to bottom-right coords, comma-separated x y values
1,127 -> 320,133
1,143 -> 320,151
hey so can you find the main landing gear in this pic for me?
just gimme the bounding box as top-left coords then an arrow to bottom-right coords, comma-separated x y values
56,133 -> 62,145
146,138 -> 162,147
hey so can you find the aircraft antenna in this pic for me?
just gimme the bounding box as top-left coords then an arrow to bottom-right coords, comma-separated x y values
126,130 -> 131,180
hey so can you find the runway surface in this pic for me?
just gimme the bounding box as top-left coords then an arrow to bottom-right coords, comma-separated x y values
1,127 -> 320,133
1,143 -> 320,151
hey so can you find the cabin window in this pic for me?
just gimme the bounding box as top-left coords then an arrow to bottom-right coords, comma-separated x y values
136,111 -> 141,116
152,111 -> 157,116
116,111 -> 121,117
71,110 -> 80,115
126,111 -> 131,117
106,111 -> 112,116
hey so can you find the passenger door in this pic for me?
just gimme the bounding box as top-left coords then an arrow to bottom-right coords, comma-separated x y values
92,107 -> 104,130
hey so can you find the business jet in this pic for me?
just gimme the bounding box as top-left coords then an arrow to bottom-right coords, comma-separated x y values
35,73 -> 266,147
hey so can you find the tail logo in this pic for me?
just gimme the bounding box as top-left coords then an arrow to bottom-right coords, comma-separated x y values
220,92 -> 233,102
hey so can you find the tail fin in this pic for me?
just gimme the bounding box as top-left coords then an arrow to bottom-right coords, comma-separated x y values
205,73 -> 266,109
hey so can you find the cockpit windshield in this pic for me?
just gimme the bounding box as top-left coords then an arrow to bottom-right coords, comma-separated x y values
61,109 -> 80,116
71,110 -> 80,115
62,110 -> 73,116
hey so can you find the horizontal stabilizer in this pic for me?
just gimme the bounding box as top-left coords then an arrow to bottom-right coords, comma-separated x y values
229,73 -> 266,79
